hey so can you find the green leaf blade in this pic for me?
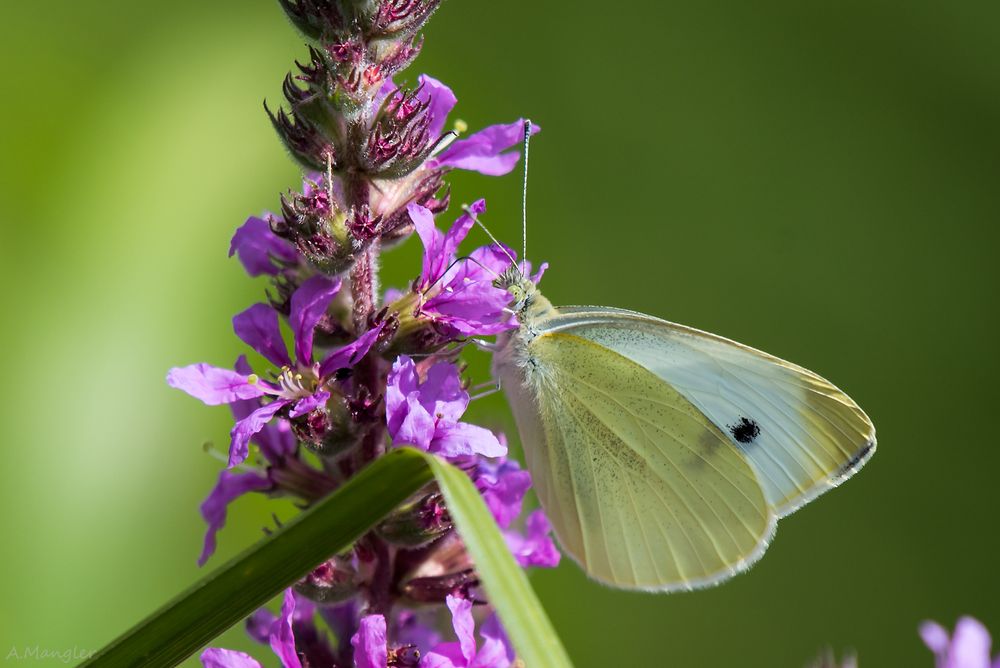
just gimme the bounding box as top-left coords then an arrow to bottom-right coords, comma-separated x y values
83,449 -> 433,668
418,450 -> 574,668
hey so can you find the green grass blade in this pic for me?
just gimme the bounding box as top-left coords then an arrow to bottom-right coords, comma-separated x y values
83,448 -> 433,668
419,450 -> 574,668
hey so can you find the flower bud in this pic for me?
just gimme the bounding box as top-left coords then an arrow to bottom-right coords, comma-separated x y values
289,394 -> 359,458
277,0 -> 347,40
402,568 -> 479,604
274,190 -> 357,275
294,555 -> 358,603
370,0 -> 442,38
377,491 -> 451,547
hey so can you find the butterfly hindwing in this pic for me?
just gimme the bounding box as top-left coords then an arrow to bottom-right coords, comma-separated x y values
501,330 -> 775,591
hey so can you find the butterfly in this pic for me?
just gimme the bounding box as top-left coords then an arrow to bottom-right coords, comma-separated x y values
489,271 -> 875,591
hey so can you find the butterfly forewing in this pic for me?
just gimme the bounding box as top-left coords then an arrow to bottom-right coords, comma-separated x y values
500,331 -> 776,591
543,306 -> 877,518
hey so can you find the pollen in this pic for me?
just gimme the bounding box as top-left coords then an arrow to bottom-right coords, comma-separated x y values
247,374 -> 259,385
453,118 -> 468,134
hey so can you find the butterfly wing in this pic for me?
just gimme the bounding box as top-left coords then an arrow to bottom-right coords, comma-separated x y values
542,306 -> 876,518
498,330 -> 776,591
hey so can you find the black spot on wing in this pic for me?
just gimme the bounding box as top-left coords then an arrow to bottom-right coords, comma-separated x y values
728,417 -> 760,445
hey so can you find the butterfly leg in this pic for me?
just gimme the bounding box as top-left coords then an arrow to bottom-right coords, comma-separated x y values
468,378 -> 502,401
469,338 -> 498,352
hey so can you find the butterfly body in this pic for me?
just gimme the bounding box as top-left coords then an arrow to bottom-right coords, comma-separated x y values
492,276 -> 876,591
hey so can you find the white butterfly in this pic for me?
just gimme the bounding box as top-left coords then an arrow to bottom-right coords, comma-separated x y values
490,275 -> 875,591
470,121 -> 875,591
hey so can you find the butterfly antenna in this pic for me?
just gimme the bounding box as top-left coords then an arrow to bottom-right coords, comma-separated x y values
420,254 -> 503,297
521,119 -> 531,267
461,204 -> 521,275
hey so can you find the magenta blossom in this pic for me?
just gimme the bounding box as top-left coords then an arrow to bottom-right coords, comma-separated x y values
504,509 -> 560,569
378,74 -> 539,178
921,617 -> 1000,668
415,75 -> 539,177
419,595 -> 513,668
386,356 -> 504,459
407,200 -> 547,337
168,275 -> 385,467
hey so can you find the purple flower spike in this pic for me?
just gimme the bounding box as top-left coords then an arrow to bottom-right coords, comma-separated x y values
290,274 -> 342,365
387,356 -> 505,459
352,614 -> 389,668
200,648 -> 263,668
419,595 -> 511,668
233,303 -> 293,369
434,120 -> 540,177
921,616 -> 1000,668
229,216 -> 299,277
270,589 -> 303,668
505,509 -> 561,569
198,469 -> 271,566
167,364 -> 266,406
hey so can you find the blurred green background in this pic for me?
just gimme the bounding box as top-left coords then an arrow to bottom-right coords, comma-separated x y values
2,0 -> 998,665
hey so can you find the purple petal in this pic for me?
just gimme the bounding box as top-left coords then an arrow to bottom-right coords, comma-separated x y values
410,204 -> 447,288
233,304 -> 292,369
387,357 -> 419,423
246,608 -> 277,644
420,642 -> 468,668
391,393 -> 436,451
529,261 -> 548,284
200,648 -> 264,668
198,469 -> 271,566
269,589 -> 303,668
229,216 -> 299,277
472,615 -> 513,668
417,74 -> 458,139
386,356 -> 423,441
229,400 -> 289,467
478,459 -> 532,530
232,358 -> 298,462
167,364 -> 265,405
950,617 -> 993,668
396,609 -> 442,654
506,509 -> 561,568
289,390 -> 330,419
411,200 -> 483,288
432,421 -> 506,459
419,362 -> 469,423
446,595 -> 477,664
435,121 -> 539,176
319,599 -> 358,649
922,621 -> 951,660
317,321 -> 386,379
289,275 -> 342,365
419,643 -> 464,668
351,614 -> 388,668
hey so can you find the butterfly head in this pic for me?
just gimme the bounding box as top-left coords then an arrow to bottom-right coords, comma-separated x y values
494,265 -> 552,325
